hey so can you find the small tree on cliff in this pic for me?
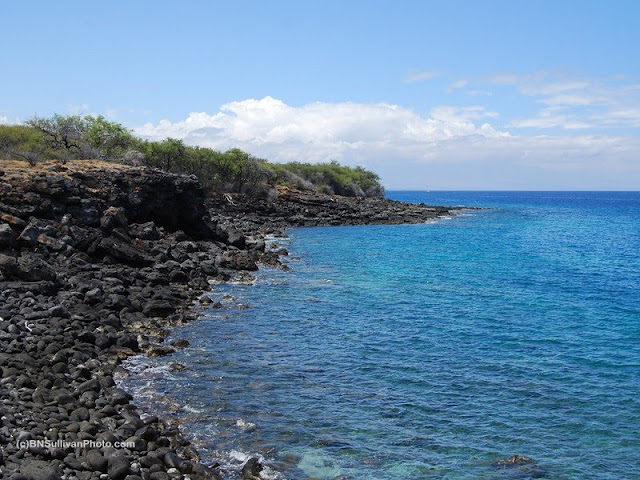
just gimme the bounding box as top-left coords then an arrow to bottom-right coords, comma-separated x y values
140,138 -> 188,171
222,148 -> 266,193
26,114 -> 134,161
83,115 -> 135,159
27,114 -> 88,160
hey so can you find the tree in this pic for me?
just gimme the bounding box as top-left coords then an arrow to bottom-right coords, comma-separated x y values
26,115 -> 88,159
25,114 -> 134,161
223,148 -> 265,193
83,115 -> 135,159
141,138 -> 187,171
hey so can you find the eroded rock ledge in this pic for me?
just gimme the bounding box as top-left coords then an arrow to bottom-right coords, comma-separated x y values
0,160 -> 457,479
207,185 -> 456,234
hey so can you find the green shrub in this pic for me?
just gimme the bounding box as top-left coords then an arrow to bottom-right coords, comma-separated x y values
1,114 -> 386,197
263,160 -> 384,197
0,124 -> 50,165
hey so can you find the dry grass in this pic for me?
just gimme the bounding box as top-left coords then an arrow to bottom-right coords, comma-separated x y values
0,159 -> 134,182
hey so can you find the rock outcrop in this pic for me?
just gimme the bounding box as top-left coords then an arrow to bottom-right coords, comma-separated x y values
0,160 -> 266,479
207,185 -> 457,234
0,159 -> 458,479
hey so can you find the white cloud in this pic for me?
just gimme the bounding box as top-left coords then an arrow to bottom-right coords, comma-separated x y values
135,96 -> 508,165
0,116 -> 9,125
486,71 -> 640,129
392,133 -> 640,189
403,70 -> 441,83
467,90 -> 494,96
430,105 -> 499,122
445,79 -> 468,93
540,94 -> 596,106
590,107 -> 640,127
522,80 -> 590,96
509,107 -> 594,129
134,96 -> 640,189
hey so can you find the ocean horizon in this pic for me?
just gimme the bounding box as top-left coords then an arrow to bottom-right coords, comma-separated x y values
122,190 -> 640,479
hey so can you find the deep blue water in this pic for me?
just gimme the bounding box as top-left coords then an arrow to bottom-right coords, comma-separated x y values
123,191 -> 640,479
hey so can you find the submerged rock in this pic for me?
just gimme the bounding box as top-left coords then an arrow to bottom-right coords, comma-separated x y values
493,455 -> 535,467
242,457 -> 263,479
146,345 -> 177,357
169,362 -> 187,372
493,455 -> 546,478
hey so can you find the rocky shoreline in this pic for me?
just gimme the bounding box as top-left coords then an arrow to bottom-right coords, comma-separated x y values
0,160 -> 459,480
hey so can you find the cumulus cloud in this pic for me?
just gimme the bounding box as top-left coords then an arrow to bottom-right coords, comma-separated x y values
135,96 -> 509,165
134,96 -> 640,189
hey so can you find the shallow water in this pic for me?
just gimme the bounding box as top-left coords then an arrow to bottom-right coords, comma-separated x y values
122,191 -> 640,479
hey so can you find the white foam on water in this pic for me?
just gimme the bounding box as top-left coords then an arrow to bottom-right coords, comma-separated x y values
228,449 -> 250,463
221,450 -> 287,479
235,419 -> 257,431
183,404 -> 204,414
145,364 -> 175,375
261,465 -> 285,480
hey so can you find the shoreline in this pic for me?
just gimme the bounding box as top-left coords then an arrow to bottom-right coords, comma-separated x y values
0,160 -> 460,479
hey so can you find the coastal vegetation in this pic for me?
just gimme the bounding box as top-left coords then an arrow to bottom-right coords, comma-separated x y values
0,115 -> 384,197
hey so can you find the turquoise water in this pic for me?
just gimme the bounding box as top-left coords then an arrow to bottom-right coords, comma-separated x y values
124,191 -> 640,479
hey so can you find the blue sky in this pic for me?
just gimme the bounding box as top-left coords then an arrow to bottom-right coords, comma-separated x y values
2,0 -> 639,189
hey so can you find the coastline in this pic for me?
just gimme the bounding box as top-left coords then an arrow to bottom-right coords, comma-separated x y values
0,160 -> 459,479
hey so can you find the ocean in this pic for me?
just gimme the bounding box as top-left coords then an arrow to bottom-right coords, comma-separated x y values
122,191 -> 640,479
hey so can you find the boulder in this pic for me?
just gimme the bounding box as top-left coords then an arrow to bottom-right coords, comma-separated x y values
216,250 -> 258,271
0,211 -> 27,229
143,300 -> 176,317
85,449 -> 108,472
17,224 -> 39,245
242,457 -> 263,480
0,254 -> 18,278
98,237 -> 154,266
146,345 -> 177,357
67,205 -> 101,226
18,459 -> 61,480
101,206 -> 129,231
107,454 -> 131,480
216,224 -> 246,248
129,221 -> 161,240
0,222 -> 13,247
37,234 -> 67,251
16,254 -> 57,282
